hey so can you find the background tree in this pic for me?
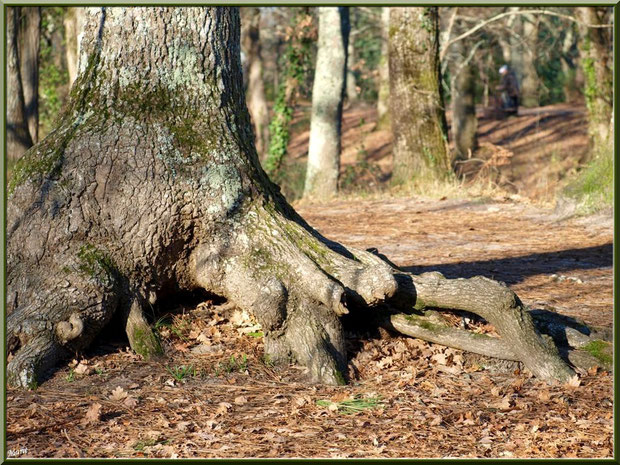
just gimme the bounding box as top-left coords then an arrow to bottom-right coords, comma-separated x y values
376,7 -> 390,129
389,7 -> 451,185
451,43 -> 478,161
7,6 -> 34,161
64,7 -> 85,85
577,6 -> 613,157
303,7 -> 349,200
19,7 -> 41,144
263,8 -> 316,178
241,7 -> 270,158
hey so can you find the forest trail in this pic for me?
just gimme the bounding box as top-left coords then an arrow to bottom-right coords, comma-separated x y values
7,196 -> 612,458
286,101 -> 589,202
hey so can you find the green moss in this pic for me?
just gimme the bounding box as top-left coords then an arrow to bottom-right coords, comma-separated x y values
404,313 -> 442,332
132,327 -> 163,359
583,340 -> 612,367
333,369 -> 346,386
76,244 -> 118,284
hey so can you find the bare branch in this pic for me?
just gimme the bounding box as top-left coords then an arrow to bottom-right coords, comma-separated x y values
440,8 -> 612,61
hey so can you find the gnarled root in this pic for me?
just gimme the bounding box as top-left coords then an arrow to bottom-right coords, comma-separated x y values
382,267 -> 587,383
6,266 -> 120,388
191,202 -> 397,384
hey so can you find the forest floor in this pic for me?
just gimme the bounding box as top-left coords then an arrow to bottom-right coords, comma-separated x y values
7,198 -> 613,458
6,102 -> 613,458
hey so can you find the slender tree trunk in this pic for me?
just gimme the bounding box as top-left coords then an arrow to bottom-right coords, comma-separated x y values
304,7 -> 349,200
345,29 -> 358,104
65,7 -> 86,85
389,7 -> 450,185
20,7 -> 41,144
451,49 -> 478,161
518,14 -> 541,107
7,7 -> 33,161
578,7 -> 613,156
376,7 -> 390,129
242,7 -> 270,158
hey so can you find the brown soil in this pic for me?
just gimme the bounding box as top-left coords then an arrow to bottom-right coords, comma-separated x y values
7,196 -> 612,459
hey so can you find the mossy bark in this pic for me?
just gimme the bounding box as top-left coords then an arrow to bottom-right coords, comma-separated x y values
7,6 -> 591,389
388,7 -> 451,186
7,7 -> 396,388
577,7 -> 613,158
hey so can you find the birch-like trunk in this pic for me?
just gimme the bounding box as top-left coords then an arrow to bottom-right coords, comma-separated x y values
304,7 -> 349,200
64,7 -> 86,85
242,7 -> 270,158
376,7 -> 390,129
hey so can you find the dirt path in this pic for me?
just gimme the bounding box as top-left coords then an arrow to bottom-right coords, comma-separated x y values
7,198 -> 613,459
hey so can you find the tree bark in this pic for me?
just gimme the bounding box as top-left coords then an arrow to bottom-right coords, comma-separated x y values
518,14 -> 541,108
376,7 -> 390,129
7,6 -> 584,389
345,31 -> 358,104
577,7 -> 613,156
65,7 -> 86,85
241,7 -> 270,158
389,7 -> 451,185
7,7 -> 34,161
19,7 -> 41,144
7,7 -> 395,388
303,7 -> 349,200
450,34 -> 478,161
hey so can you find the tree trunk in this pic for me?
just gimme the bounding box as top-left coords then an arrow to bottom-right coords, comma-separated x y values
518,14 -> 541,108
65,7 -> 86,86
241,7 -> 270,158
450,34 -> 478,161
304,7 -> 349,200
7,7 -> 587,389
345,31 -> 358,104
376,7 -> 390,129
7,7 -> 34,161
578,7 -> 613,156
20,7 -> 41,144
389,7 -> 451,186
560,25 -> 581,104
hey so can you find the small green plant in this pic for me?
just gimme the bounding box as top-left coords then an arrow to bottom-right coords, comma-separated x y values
247,331 -> 264,338
316,395 -> 383,414
66,368 -> 75,382
133,438 -> 169,451
262,354 -> 275,368
166,364 -> 196,381
94,368 -> 104,376
215,354 -> 249,375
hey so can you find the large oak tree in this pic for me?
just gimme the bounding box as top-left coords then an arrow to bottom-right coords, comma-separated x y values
8,7 -> 599,389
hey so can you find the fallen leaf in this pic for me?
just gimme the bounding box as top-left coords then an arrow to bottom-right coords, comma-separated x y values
216,402 -> 232,416
109,386 -> 128,402
74,362 -> 91,375
566,375 -> 581,387
83,403 -> 102,424
123,396 -> 138,408
234,395 -> 248,405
